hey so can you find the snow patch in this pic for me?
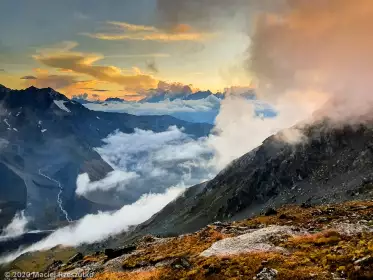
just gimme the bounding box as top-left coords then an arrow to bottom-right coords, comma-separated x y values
329,222 -> 373,236
3,119 -> 10,128
53,100 -> 71,113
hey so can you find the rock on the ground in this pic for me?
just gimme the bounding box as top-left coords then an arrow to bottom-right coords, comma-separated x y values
104,245 -> 136,259
254,267 -> 278,280
200,226 -> 294,257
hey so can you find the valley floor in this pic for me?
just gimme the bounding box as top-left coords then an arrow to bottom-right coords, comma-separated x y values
5,200 -> 373,280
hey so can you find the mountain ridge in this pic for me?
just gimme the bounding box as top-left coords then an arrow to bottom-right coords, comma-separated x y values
0,85 -> 212,232
101,117 -> 373,250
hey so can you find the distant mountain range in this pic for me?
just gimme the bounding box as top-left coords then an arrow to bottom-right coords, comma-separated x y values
0,85 -> 212,231
138,90 -> 226,103
73,89 -> 276,125
72,89 -> 255,105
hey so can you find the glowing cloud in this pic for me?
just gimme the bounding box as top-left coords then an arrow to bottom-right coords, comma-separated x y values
249,0 -> 373,122
34,51 -> 158,92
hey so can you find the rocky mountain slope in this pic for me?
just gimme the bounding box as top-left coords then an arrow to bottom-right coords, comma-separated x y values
113,118 -> 373,244
0,85 -> 212,230
5,200 -> 373,279
2,107 -> 373,279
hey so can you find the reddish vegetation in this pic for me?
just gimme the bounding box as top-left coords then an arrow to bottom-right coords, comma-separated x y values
17,200 -> 373,280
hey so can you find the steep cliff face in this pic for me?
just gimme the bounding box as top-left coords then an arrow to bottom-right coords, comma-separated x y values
126,120 -> 373,238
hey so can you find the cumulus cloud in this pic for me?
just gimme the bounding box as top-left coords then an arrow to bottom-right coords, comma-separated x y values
82,21 -> 214,42
76,170 -> 139,196
0,211 -> 28,241
248,0 -> 373,123
34,51 -> 158,93
0,187 -> 183,264
87,126 -> 214,202
208,91 -> 323,169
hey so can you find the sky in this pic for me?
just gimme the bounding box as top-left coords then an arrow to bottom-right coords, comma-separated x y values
0,0 -> 255,100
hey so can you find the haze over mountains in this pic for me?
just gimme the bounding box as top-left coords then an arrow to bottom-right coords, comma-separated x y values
73,89 -> 277,125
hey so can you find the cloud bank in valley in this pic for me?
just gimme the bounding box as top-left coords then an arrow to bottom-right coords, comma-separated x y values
1,126 -> 216,264
77,126 -> 215,203
0,187 -> 183,264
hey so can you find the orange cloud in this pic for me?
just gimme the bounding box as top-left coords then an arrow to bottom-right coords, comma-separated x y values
107,21 -> 158,32
82,21 -> 214,42
172,24 -> 192,33
19,68 -> 130,100
250,0 -> 373,97
33,51 -> 158,92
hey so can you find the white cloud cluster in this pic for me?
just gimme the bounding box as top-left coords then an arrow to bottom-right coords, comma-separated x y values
0,211 -> 29,241
76,126 -> 215,201
207,92 -> 323,169
76,170 -> 139,195
0,126 -> 216,264
0,187 -> 183,264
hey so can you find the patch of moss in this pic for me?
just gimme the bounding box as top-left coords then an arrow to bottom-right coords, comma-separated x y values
6,246 -> 77,273
92,270 -> 161,280
122,228 -> 228,269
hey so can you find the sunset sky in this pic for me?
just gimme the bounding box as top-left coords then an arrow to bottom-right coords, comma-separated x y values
0,0 -> 256,100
